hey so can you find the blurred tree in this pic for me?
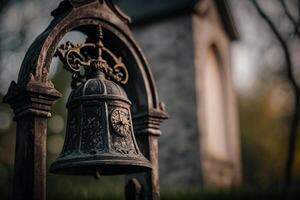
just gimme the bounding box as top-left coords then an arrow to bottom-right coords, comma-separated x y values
251,0 -> 300,187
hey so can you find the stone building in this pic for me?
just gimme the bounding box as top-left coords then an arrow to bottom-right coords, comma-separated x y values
116,0 -> 242,188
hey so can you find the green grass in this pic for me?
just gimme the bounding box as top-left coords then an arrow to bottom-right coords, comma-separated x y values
2,178 -> 300,200
46,187 -> 300,200
160,188 -> 300,200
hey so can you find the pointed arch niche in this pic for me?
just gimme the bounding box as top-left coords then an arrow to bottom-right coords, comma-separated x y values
196,43 -> 235,187
202,46 -> 229,162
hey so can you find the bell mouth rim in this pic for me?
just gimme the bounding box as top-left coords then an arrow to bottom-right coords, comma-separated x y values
50,157 -> 152,176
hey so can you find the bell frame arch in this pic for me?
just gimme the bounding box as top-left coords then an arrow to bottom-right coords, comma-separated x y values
4,1 -> 167,200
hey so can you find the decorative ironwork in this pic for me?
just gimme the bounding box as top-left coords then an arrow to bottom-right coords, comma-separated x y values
55,25 -> 129,87
3,0 -> 168,199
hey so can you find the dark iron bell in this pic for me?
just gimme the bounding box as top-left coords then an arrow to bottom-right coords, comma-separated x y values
50,26 -> 151,176
50,71 -> 151,176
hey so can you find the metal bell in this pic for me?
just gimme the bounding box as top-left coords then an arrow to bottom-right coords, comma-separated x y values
50,71 -> 151,176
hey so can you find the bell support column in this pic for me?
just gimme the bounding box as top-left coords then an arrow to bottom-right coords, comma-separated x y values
3,76 -> 61,200
126,105 -> 168,200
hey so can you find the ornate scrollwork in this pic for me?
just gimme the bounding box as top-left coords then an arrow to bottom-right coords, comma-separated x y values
55,25 -> 129,87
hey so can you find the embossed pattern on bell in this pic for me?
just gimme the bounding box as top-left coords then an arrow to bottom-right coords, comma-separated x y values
109,107 -> 139,157
111,108 -> 132,137
81,103 -> 106,154
83,79 -> 106,95
61,107 -> 81,157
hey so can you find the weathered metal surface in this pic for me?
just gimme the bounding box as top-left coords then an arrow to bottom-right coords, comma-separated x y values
3,78 -> 61,200
126,106 -> 168,200
51,35 -> 151,174
3,0 -> 168,199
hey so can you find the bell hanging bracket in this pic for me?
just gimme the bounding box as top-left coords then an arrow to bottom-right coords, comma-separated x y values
55,25 -> 129,88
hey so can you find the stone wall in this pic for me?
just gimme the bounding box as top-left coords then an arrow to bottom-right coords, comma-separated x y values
133,15 -> 203,188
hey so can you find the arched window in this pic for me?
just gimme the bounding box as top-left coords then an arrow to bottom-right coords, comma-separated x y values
202,46 -> 229,161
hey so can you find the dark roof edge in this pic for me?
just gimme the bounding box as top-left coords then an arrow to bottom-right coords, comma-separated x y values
215,0 -> 240,41
129,0 -> 239,41
130,2 -> 195,28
